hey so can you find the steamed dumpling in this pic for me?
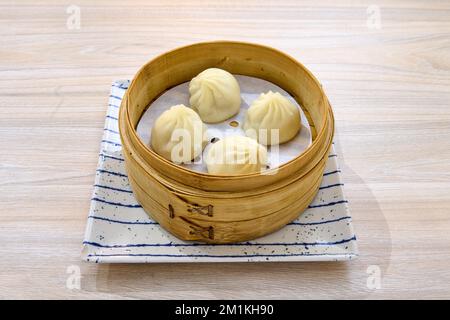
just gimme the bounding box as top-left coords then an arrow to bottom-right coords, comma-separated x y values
189,68 -> 241,123
151,104 -> 207,163
243,91 -> 301,145
206,136 -> 268,175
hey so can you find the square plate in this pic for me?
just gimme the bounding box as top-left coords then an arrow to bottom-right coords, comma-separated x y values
82,81 -> 358,263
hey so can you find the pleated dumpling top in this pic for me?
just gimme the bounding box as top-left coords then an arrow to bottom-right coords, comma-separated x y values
151,104 -> 207,163
189,68 -> 241,123
206,136 -> 268,175
244,91 -> 301,145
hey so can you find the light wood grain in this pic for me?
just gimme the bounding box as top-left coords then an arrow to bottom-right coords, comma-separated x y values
1,0 -> 450,299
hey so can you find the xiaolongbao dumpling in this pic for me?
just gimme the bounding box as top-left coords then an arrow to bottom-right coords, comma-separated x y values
151,104 -> 207,163
189,68 -> 241,123
205,136 -> 268,175
243,91 -> 301,145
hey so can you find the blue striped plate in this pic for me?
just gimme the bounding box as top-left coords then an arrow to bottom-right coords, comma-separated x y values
82,80 -> 358,263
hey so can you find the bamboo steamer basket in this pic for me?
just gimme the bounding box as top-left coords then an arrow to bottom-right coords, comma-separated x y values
119,41 -> 334,243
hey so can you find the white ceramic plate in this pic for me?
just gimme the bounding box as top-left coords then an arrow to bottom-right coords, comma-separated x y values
82,80 -> 358,263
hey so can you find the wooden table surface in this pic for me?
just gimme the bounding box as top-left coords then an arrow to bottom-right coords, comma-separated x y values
1,0 -> 450,299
